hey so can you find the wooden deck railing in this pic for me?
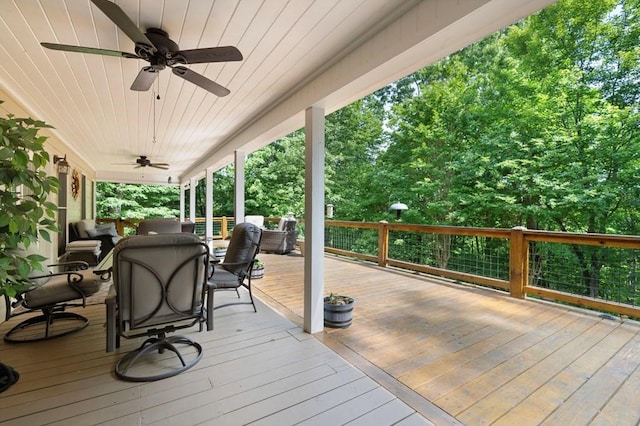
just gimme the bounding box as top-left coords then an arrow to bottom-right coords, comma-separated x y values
322,220 -> 640,319
98,216 -> 640,318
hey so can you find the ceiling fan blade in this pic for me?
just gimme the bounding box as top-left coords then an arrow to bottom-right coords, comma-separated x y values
174,46 -> 243,64
90,0 -> 155,50
41,42 -> 138,59
130,67 -> 158,91
172,66 -> 230,97
150,164 -> 170,170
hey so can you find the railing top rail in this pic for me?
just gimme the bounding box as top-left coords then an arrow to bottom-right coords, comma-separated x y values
325,220 -> 511,238
523,229 -> 640,248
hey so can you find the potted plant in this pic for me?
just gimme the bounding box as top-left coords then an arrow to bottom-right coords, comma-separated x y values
250,259 -> 265,279
0,103 -> 59,299
213,245 -> 227,258
324,293 -> 355,328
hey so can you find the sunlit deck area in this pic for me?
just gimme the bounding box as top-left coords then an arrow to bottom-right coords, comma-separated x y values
2,251 -> 640,425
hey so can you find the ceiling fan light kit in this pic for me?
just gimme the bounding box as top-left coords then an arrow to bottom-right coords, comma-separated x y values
135,155 -> 169,170
41,0 -> 242,97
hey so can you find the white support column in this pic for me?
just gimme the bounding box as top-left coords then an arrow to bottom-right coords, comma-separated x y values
234,150 -> 245,225
189,177 -> 197,223
205,168 -> 214,242
180,185 -> 186,222
303,106 -> 325,334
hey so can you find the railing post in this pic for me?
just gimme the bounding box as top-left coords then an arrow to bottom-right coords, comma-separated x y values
378,221 -> 389,267
115,218 -> 124,236
509,226 -> 528,299
221,216 -> 228,240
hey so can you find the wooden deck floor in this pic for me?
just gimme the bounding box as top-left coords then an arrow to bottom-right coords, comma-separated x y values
254,251 -> 640,425
2,252 -> 640,425
0,287 -> 432,425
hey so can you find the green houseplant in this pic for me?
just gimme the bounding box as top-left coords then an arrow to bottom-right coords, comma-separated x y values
0,101 -> 59,297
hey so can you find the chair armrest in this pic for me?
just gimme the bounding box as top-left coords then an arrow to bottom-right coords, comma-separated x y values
48,261 -> 90,271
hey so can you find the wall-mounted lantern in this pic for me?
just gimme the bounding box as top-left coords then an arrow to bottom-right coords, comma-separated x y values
53,154 -> 70,174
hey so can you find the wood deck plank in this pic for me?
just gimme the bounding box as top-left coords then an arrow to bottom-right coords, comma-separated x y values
455,319 -> 622,424
297,387 -> 396,426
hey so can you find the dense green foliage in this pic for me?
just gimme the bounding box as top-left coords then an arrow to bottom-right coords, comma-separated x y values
96,182 -> 179,219
377,0 -> 640,234
0,103 -> 59,296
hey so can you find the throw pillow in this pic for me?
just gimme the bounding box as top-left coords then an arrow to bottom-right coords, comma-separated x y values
87,223 -> 118,238
96,223 -> 118,237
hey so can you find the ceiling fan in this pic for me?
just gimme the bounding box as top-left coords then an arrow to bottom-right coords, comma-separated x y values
128,155 -> 169,170
40,0 -> 242,97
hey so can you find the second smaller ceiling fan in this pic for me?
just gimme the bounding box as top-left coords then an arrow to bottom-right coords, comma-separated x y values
128,155 -> 169,170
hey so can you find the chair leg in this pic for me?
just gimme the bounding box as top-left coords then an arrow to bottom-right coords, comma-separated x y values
206,286 -> 215,331
247,282 -> 257,313
106,297 -> 117,352
4,310 -> 89,343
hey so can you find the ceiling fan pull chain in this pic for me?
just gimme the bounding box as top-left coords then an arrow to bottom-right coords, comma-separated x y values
152,88 -> 157,144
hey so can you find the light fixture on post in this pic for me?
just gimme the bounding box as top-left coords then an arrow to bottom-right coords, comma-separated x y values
389,201 -> 408,221
53,154 -> 70,174
326,204 -> 334,218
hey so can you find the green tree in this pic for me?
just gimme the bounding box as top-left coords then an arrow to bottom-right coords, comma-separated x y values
96,182 -> 179,219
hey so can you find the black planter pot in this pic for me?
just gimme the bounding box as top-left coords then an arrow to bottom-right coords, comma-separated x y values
323,296 -> 355,328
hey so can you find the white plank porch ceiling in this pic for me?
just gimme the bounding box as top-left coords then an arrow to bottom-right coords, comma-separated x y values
0,0 -> 556,185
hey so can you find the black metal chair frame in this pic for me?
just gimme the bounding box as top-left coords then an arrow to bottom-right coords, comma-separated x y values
4,261 -> 98,343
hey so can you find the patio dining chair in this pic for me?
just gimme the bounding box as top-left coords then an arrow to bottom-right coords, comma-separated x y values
209,222 -> 262,313
105,233 -> 212,381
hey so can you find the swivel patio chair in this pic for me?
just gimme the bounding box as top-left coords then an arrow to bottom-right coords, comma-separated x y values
4,258 -> 102,343
209,222 -> 262,313
105,233 -> 212,382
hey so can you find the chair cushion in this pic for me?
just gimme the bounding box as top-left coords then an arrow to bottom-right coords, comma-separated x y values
244,215 -> 264,228
75,219 -> 96,239
66,240 -> 101,255
113,233 -> 207,330
87,222 -> 118,238
211,267 -> 241,288
223,223 -> 262,274
67,240 -> 102,249
25,270 -> 100,308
